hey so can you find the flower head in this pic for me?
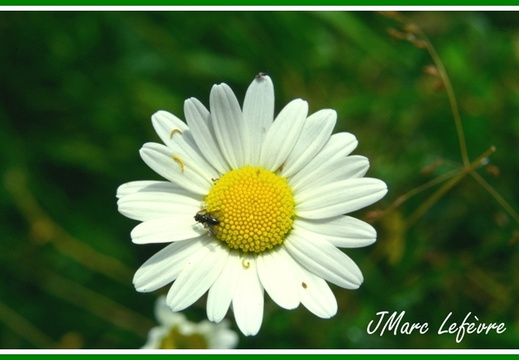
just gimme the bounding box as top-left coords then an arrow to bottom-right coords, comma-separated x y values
142,295 -> 238,349
117,75 -> 387,336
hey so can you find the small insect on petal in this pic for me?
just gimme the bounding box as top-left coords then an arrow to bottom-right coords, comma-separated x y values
194,209 -> 220,235
172,155 -> 185,172
170,128 -> 183,138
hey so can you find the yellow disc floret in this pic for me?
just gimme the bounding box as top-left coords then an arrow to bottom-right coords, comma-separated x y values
205,166 -> 295,253
159,326 -> 207,349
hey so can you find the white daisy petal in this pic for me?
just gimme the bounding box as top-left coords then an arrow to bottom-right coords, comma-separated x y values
242,75 -> 275,165
281,109 -> 337,178
295,216 -> 377,248
257,246 -> 300,310
210,83 -> 245,169
298,267 -> 338,319
153,296 -> 176,326
151,110 -> 189,147
285,232 -> 363,289
259,99 -> 308,172
152,111 -> 220,177
204,319 -> 240,349
117,180 -> 199,200
117,181 -> 160,199
133,237 -> 209,292
130,216 -> 202,244
167,241 -> 229,312
289,132 -> 358,190
315,131 -> 359,159
184,97 -> 230,174
293,155 -> 370,194
232,254 -> 264,336
206,250 -> 241,323
140,142 -> 213,195
118,191 -> 200,222
296,177 -> 388,219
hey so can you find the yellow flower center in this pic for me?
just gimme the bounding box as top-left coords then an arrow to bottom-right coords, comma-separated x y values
205,166 -> 295,253
159,326 -> 208,349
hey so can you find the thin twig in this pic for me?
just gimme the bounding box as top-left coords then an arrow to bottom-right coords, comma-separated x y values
406,146 -> 500,226
470,170 -> 519,224
416,28 -> 470,167
406,171 -> 466,227
380,13 -> 519,227
385,167 -> 461,214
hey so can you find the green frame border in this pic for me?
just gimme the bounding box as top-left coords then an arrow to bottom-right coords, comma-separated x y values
1,352 -> 519,357
1,351 -> 519,355
0,4 -> 517,354
1,1 -> 519,6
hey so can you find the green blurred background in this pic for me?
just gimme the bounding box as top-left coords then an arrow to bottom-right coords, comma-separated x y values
1,11 -> 518,349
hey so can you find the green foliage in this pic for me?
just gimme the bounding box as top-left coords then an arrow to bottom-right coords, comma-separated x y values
1,11 -> 518,349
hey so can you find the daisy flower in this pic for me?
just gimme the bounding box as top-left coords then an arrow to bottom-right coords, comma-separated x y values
142,295 -> 238,349
117,74 -> 387,336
